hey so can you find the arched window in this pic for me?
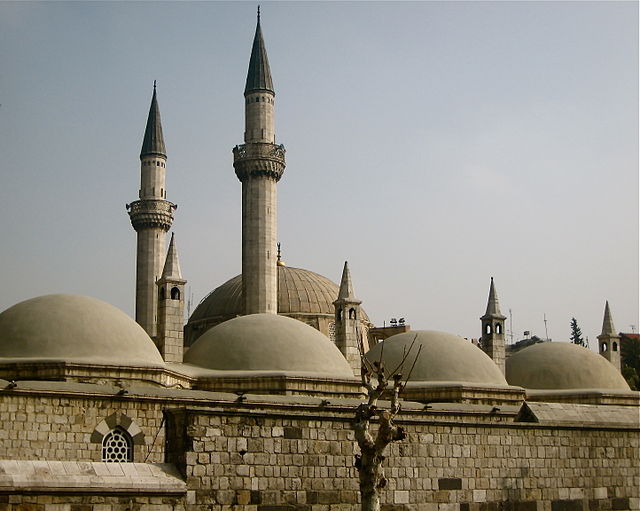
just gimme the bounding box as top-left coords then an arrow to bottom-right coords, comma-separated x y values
349,308 -> 356,320
485,324 -> 492,335
613,342 -> 618,352
601,342 -> 608,352
171,287 -> 180,300
495,323 -> 502,334
102,427 -> 133,462
337,309 -> 342,322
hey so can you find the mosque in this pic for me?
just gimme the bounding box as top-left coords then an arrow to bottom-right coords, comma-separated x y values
0,13 -> 637,511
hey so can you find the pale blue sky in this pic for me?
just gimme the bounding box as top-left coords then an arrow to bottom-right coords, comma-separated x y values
1,1 -> 637,344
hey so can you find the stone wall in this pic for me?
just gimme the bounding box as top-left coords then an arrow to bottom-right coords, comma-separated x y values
165,402 -> 639,511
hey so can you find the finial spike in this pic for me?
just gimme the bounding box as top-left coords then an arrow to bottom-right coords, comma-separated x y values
277,242 -> 281,262
257,5 -> 260,20
153,80 -> 156,90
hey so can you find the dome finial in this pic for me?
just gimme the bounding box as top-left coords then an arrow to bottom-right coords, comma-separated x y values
257,4 -> 260,20
276,242 -> 285,266
153,79 -> 156,90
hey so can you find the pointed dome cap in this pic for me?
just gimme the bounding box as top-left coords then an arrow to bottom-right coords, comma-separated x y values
160,233 -> 184,282
481,277 -> 506,320
599,301 -> 618,337
244,10 -> 274,95
140,82 -> 166,159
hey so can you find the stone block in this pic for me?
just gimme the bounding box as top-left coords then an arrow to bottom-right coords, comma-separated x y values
395,491 -> 410,504
612,499 -> 630,511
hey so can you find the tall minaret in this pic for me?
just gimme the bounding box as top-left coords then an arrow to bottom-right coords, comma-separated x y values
233,10 -> 286,315
480,277 -> 507,374
127,83 -> 176,337
598,301 -> 621,372
334,261 -> 363,377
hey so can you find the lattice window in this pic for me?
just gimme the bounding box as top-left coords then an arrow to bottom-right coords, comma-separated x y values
102,427 -> 133,462
328,321 -> 336,343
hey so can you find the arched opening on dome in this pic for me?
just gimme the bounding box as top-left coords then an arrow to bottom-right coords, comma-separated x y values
159,287 -> 166,300
102,427 -> 133,462
171,287 -> 180,300
613,341 -> 618,352
495,323 -> 502,334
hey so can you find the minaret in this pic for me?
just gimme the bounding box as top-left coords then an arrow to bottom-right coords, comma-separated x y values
480,277 -> 507,374
233,10 -> 285,315
127,83 -> 176,337
598,301 -> 621,372
156,233 -> 186,363
334,261 -> 363,377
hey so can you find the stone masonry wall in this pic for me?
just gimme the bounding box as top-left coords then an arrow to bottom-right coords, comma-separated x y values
166,405 -> 639,511
0,393 -> 166,464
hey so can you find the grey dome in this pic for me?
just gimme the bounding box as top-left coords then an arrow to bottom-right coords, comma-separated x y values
366,330 -> 507,385
189,266 -> 370,321
506,342 -> 630,390
0,294 -> 164,367
184,314 -> 354,378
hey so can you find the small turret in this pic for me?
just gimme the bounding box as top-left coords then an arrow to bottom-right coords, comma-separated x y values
333,261 -> 364,377
156,233 -> 186,363
480,277 -> 507,374
598,301 -> 621,372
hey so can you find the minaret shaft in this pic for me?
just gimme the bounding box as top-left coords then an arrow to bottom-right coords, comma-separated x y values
134,228 -> 167,336
241,177 -> 278,313
234,14 -> 285,315
128,86 -> 175,338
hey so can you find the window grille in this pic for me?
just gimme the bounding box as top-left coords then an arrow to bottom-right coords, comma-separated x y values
102,427 -> 133,462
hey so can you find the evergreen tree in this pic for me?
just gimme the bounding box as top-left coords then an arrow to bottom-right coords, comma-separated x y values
570,317 -> 586,347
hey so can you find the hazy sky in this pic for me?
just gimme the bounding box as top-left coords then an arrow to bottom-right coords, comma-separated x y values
1,1 -> 637,346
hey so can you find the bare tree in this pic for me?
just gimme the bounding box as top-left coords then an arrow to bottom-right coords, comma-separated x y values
353,335 -> 421,511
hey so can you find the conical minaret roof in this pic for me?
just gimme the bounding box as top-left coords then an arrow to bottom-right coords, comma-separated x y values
161,233 -> 184,281
140,82 -> 166,159
244,10 -> 274,95
336,261 -> 359,303
481,277 -> 506,320
600,301 -> 617,337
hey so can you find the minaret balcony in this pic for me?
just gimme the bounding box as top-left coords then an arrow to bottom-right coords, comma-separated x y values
127,199 -> 176,231
233,142 -> 286,182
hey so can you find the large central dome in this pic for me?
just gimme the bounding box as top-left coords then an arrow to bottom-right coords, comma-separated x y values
185,266 -> 370,346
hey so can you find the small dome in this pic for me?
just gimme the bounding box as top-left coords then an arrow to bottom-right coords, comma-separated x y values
366,330 -> 507,385
0,294 -> 164,367
506,342 -> 630,390
184,314 -> 354,378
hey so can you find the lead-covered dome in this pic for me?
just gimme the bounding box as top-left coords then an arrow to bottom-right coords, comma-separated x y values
366,330 -> 507,385
506,342 -> 630,390
185,265 -> 370,346
184,313 -> 354,378
0,294 -> 164,367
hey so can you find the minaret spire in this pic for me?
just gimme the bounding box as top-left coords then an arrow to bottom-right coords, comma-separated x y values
338,261 -> 356,301
161,232 -> 183,280
127,83 -> 176,337
480,277 -> 507,374
245,8 -> 273,95
156,232 -> 186,364
598,300 -> 621,372
601,300 -> 616,336
233,12 -> 285,315
140,82 -> 166,159
334,261 -> 364,377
